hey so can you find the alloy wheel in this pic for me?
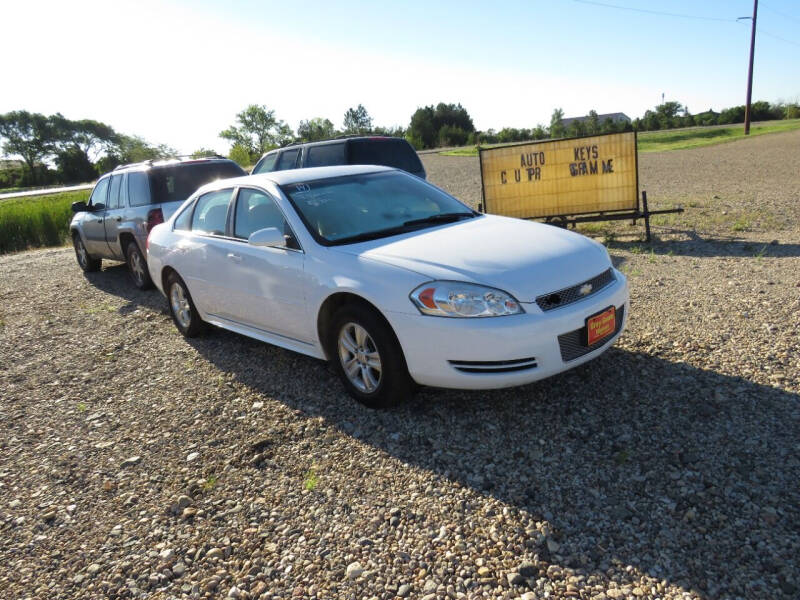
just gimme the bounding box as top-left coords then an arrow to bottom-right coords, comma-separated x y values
338,322 -> 382,393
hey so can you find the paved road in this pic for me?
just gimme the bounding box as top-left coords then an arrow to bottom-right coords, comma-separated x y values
0,183 -> 94,200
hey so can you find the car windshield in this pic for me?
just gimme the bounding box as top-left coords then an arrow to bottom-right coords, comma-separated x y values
149,162 -> 245,204
281,171 -> 476,245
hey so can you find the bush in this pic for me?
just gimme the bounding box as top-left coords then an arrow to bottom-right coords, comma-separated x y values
229,143 -> 256,168
437,125 -> 469,147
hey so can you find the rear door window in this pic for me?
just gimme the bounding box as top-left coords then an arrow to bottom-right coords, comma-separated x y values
191,189 -> 233,235
89,177 -> 110,209
128,172 -> 151,206
275,149 -> 300,171
107,175 -> 123,209
118,173 -> 129,207
305,143 -> 346,167
348,139 -> 424,174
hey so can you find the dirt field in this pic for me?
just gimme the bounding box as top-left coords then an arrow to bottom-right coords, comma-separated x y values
1,133 -> 799,599
423,129 -> 800,237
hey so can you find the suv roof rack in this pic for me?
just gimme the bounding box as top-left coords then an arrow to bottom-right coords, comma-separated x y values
112,154 -> 228,171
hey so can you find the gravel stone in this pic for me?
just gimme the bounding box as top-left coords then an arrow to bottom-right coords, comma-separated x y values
0,135 -> 799,599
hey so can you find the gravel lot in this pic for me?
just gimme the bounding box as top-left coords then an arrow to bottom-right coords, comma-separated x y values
1,133 -> 799,600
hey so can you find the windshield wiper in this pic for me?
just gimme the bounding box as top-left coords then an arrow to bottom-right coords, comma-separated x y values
329,212 -> 478,246
402,212 -> 476,227
330,225 -> 414,245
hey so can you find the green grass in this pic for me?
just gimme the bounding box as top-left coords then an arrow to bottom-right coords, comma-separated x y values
440,119 -> 800,156
636,119 -> 800,153
0,189 -> 89,254
303,468 -> 319,491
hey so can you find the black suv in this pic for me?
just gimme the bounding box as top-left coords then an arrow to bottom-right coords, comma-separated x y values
70,157 -> 246,288
251,136 -> 426,179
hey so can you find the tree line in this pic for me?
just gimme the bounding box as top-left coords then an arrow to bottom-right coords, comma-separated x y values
0,111 -> 177,188
1,98 -> 798,189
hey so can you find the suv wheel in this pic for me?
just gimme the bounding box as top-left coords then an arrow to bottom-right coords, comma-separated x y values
166,272 -> 205,337
73,234 -> 101,272
330,304 -> 413,408
126,241 -> 153,289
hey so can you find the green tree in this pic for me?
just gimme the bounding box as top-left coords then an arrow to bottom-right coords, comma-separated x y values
96,134 -> 177,173
191,148 -> 219,158
549,108 -> 566,138
50,114 -> 117,162
298,117 -> 337,141
407,103 -> 475,149
342,105 -> 373,134
0,110 -> 56,182
220,105 -> 293,157
587,110 -> 600,135
228,143 -> 255,168
54,147 -> 96,183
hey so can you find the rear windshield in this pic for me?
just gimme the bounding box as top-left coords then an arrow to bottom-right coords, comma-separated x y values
348,139 -> 423,174
149,162 -> 245,204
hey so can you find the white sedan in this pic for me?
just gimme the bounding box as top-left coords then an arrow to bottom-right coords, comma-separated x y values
147,165 -> 629,407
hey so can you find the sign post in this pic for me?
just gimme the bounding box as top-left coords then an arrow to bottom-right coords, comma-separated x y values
478,132 -> 682,241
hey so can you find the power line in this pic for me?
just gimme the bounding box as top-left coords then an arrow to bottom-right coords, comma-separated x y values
757,27 -> 800,48
761,1 -> 800,25
735,19 -> 800,48
571,0 -> 736,22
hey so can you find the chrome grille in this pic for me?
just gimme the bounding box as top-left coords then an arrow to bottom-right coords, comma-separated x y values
536,268 -> 615,312
449,357 -> 538,374
558,305 -> 624,362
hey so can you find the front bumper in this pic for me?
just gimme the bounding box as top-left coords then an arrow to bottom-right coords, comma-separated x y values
387,269 -> 629,389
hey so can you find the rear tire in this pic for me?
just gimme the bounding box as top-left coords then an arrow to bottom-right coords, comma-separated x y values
126,241 -> 153,290
166,272 -> 205,337
329,304 -> 413,408
73,234 -> 101,272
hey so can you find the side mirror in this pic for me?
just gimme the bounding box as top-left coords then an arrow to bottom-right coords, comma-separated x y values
91,202 -> 105,211
248,227 -> 285,248
71,201 -> 88,213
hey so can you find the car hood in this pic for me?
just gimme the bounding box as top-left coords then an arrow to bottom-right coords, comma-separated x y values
333,215 -> 612,303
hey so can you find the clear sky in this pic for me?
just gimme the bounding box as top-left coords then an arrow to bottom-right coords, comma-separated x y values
2,0 -> 798,154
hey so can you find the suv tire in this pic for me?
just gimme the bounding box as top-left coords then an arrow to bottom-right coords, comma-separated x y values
126,241 -> 153,290
73,234 -> 101,272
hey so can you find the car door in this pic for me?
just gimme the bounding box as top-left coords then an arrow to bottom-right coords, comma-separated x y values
221,186 -> 311,342
172,188 -> 236,318
103,173 -> 126,259
83,176 -> 111,256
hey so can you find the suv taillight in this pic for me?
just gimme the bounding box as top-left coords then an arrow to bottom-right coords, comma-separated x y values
146,208 -> 164,233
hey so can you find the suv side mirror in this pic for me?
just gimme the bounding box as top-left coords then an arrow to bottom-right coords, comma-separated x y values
71,201 -> 88,213
248,227 -> 285,248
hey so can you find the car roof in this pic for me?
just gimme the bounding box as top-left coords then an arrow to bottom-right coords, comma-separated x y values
109,157 -> 239,175
200,164 -> 395,193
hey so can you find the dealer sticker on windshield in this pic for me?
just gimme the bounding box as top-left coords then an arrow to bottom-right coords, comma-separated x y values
586,306 -> 616,346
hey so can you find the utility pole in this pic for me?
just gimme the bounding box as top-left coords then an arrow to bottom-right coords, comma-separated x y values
743,0 -> 758,135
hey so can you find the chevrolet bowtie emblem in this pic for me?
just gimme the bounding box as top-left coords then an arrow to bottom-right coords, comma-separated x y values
579,283 -> 593,296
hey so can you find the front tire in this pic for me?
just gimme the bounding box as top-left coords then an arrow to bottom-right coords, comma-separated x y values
73,234 -> 101,272
330,304 -> 413,408
166,272 -> 205,337
126,241 -> 153,289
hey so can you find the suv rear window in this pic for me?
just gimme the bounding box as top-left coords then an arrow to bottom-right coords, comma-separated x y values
149,162 -> 245,205
348,139 -> 423,174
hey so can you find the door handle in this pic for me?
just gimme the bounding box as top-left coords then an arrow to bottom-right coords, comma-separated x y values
114,216 -> 122,222
227,253 -> 242,263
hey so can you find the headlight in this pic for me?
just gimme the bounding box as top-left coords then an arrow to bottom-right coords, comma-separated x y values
410,281 -> 523,317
